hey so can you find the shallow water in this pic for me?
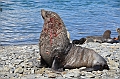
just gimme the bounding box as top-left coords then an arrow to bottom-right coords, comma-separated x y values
0,0 -> 120,45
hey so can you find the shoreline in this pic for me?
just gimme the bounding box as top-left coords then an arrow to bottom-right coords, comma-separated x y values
0,42 -> 120,79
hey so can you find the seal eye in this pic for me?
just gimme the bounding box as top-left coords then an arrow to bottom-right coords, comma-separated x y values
45,12 -> 52,18
46,11 -> 52,15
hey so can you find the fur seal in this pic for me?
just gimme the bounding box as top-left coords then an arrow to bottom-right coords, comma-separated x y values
116,28 -> 120,40
52,44 -> 109,71
117,28 -> 120,35
39,9 -> 109,72
72,30 -> 112,44
83,30 -> 118,43
86,30 -> 111,43
39,9 -> 70,67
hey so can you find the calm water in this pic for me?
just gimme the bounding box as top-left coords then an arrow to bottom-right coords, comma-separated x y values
0,0 -> 120,45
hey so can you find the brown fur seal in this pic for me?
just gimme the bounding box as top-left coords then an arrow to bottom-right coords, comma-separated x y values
116,28 -> 120,41
117,28 -> 120,35
85,30 -> 119,43
86,30 -> 111,43
72,30 -> 112,44
39,9 -> 70,67
39,9 -> 109,72
52,44 -> 109,71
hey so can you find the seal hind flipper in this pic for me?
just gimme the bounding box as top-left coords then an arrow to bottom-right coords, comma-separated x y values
80,64 -> 109,72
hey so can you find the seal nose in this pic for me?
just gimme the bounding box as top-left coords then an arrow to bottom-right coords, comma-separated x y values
41,9 -> 46,19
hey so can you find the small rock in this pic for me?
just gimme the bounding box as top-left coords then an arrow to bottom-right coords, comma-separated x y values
10,68 -> 15,73
86,72 -> 95,78
1,56 -> 8,60
14,67 -> 23,74
20,77 -> 27,79
48,73 -> 57,78
63,72 -> 75,78
4,66 -> 10,71
14,59 -> 23,65
118,63 -> 120,69
31,68 -> 35,74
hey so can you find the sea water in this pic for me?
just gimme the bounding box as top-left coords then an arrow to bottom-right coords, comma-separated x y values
0,0 -> 120,45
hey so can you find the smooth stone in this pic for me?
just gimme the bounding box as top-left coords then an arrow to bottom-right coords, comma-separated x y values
48,73 -> 57,78
20,77 -> 27,79
85,72 -> 95,78
118,63 -> 120,69
57,76 -> 66,79
1,56 -> 8,60
4,66 -> 10,71
10,68 -> 15,73
14,67 -> 23,74
39,76 -> 49,79
63,72 -> 75,78
31,68 -> 35,74
25,74 -> 37,79
12,59 -> 24,65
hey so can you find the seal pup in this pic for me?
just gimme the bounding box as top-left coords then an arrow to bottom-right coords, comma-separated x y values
52,44 -> 109,72
39,9 -> 70,68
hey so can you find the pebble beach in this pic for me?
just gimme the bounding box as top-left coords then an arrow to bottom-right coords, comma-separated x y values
0,42 -> 120,79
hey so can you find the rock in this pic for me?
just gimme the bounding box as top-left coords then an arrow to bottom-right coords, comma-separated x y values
85,72 -> 95,78
1,56 -> 8,60
10,68 -> 15,73
14,67 -> 23,74
57,76 -> 66,79
118,63 -> 120,69
20,77 -> 27,79
14,59 -> 23,65
62,72 -> 77,78
0,44 -> 120,78
4,66 -> 10,72
48,73 -> 57,78
31,68 -> 35,74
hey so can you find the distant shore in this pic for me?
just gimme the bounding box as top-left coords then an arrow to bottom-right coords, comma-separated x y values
0,43 -> 120,79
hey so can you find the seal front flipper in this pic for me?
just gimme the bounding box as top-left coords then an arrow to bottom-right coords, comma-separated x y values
51,56 -> 64,72
64,43 -> 72,54
39,56 -> 49,68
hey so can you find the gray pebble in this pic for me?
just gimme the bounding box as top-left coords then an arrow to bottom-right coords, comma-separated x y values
0,44 -> 120,79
